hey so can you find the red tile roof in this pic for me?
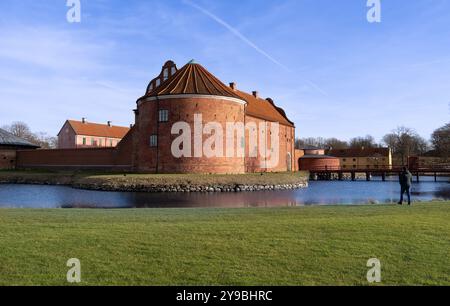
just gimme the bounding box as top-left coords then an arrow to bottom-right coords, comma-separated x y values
234,90 -> 294,127
146,60 -> 243,100
64,120 -> 130,139
143,60 -> 295,127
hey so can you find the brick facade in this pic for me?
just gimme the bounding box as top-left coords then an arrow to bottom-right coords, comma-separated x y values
16,60 -> 296,174
0,148 -> 17,170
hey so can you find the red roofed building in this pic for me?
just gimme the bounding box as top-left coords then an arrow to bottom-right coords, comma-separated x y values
17,60 -> 297,174
132,59 -> 296,173
57,119 -> 130,149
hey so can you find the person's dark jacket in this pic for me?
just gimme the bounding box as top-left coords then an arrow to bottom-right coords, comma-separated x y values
399,171 -> 413,187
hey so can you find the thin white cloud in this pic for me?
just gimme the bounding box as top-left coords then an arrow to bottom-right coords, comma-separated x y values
182,0 -> 290,71
182,0 -> 328,97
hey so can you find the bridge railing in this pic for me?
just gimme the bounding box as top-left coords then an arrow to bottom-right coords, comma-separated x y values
305,165 -> 450,172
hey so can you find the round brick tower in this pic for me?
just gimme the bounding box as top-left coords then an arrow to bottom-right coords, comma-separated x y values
133,60 -> 247,174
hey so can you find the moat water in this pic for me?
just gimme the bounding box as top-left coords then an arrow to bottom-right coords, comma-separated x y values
0,176 -> 448,208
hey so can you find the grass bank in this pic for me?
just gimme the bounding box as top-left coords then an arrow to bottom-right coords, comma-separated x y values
0,170 -> 309,192
0,202 -> 449,285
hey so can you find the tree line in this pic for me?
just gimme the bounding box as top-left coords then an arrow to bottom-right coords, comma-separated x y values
1,122 -> 57,149
296,124 -> 450,163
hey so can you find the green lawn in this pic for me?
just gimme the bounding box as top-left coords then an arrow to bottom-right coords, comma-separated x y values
0,202 -> 449,286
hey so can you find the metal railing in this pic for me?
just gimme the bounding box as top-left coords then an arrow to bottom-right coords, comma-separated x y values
304,165 -> 450,172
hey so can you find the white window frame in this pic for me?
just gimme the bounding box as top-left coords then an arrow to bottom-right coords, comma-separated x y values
150,135 -> 158,147
158,109 -> 169,122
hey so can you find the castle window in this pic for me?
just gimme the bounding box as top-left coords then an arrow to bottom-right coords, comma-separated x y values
158,110 -> 169,122
150,135 -> 158,147
163,68 -> 169,81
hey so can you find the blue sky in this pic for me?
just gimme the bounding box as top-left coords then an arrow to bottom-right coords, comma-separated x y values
0,0 -> 449,141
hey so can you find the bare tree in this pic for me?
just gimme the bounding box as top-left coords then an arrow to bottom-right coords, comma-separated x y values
2,122 -> 57,149
382,127 -> 429,164
349,135 -> 377,148
2,121 -> 33,139
296,137 -> 349,150
324,138 -> 349,149
431,123 -> 450,158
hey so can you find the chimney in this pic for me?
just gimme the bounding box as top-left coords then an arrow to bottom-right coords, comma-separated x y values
107,121 -> 112,127
252,91 -> 259,98
229,82 -> 237,90
82,118 -> 86,124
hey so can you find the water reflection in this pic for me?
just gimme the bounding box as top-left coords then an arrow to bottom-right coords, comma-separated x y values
0,177 -> 448,209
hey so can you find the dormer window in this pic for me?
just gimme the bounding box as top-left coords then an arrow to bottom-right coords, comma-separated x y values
171,67 -> 176,75
149,83 -> 154,92
163,68 -> 169,81
155,79 -> 161,87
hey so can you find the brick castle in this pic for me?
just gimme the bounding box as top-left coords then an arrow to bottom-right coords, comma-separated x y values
16,60 -> 296,174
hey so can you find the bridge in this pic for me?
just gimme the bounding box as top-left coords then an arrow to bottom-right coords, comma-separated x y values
307,165 -> 450,182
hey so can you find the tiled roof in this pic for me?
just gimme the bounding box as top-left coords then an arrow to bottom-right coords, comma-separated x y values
327,147 -> 390,158
300,155 -> 339,159
146,61 -> 243,100
143,60 -> 295,127
234,90 -> 294,127
0,128 -> 39,148
298,145 -> 324,150
63,120 -> 130,139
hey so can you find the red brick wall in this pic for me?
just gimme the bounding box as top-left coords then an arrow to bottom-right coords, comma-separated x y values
244,115 -> 295,173
298,157 -> 340,171
15,96 -> 295,174
294,149 -> 305,171
133,97 -> 295,174
16,148 -> 131,170
58,121 -> 76,149
134,96 -> 246,174
0,149 -> 16,170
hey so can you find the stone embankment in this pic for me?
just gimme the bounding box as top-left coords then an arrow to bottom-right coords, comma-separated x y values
0,171 -> 308,193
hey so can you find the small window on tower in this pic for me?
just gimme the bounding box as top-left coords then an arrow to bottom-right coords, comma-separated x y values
150,135 -> 158,147
171,66 -> 176,75
159,110 -> 169,122
163,68 -> 169,81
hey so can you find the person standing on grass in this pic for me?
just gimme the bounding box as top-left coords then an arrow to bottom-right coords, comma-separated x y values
398,166 -> 413,205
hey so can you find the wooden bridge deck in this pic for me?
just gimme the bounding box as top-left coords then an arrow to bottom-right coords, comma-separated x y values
308,165 -> 450,182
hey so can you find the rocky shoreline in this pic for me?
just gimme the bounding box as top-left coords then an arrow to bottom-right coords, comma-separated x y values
72,181 -> 308,193
0,173 -> 308,193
